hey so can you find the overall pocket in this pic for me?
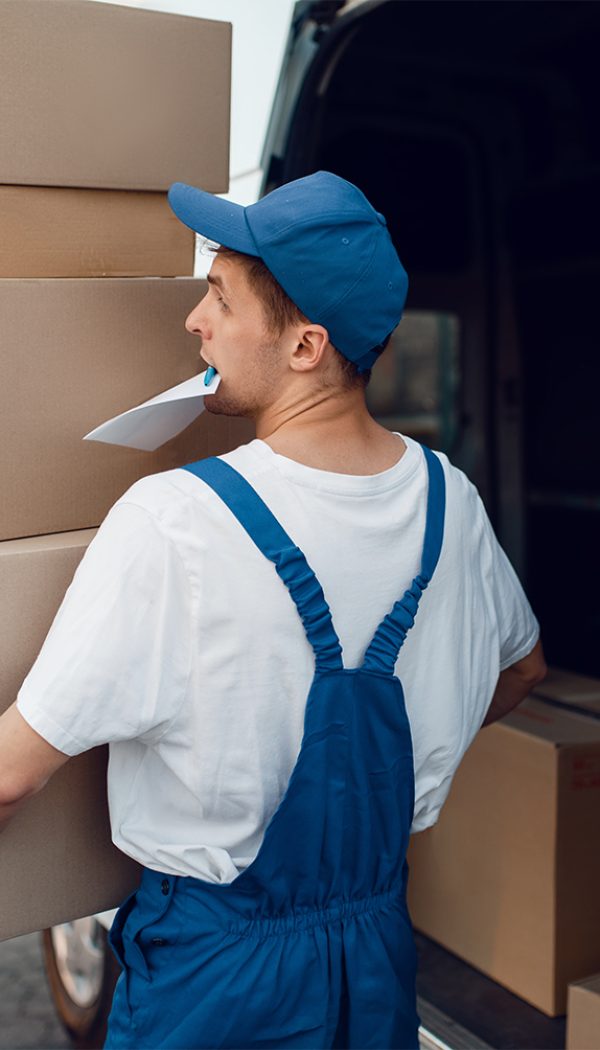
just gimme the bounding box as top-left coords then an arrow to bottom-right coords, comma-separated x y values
123,877 -> 185,984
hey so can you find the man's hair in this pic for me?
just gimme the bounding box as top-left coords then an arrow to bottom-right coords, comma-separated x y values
214,245 -> 372,390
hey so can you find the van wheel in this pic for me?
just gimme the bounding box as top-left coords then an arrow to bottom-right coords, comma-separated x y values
41,918 -> 120,1049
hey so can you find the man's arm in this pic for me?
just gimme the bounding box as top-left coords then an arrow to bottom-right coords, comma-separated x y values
0,702 -> 70,831
481,638 -> 547,728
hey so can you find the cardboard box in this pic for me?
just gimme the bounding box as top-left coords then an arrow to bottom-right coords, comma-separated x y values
0,186 -> 195,277
406,698 -> 600,1016
0,0 -> 230,191
0,277 -> 255,541
0,529 -> 141,941
534,666 -> 600,719
567,972 -> 600,1049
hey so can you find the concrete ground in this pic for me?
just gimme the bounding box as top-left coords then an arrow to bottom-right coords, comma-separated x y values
0,932 -> 69,1050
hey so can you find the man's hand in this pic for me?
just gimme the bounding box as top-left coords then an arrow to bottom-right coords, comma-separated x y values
0,703 -> 70,831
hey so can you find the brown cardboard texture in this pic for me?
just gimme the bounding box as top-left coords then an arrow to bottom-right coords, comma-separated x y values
533,665 -> 600,719
567,973 -> 600,1050
0,186 -> 195,277
406,698 -> 600,1016
0,277 -> 255,541
0,0 -> 230,191
0,530 -> 141,941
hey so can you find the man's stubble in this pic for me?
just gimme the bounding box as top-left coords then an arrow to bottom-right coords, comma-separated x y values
202,337 -> 282,419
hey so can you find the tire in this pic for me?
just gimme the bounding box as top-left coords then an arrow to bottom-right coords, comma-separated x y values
41,917 -> 120,1049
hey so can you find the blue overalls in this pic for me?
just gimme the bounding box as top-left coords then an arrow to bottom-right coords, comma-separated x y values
104,443 -> 445,1050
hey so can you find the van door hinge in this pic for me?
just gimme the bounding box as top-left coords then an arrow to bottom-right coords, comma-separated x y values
308,1 -> 346,27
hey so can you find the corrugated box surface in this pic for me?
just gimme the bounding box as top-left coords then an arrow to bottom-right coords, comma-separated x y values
406,698 -> 600,1016
0,277 -> 255,540
0,430 -> 254,938
567,972 -> 600,1050
0,530 -> 141,941
0,186 -> 195,277
0,0 -> 231,191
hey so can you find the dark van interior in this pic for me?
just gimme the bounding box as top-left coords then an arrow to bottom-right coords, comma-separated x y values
268,0 -> 599,684
264,2 -> 600,1045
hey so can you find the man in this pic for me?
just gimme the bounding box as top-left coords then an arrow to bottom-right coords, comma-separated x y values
0,172 -> 545,1048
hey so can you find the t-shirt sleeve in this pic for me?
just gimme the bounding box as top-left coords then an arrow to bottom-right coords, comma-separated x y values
477,493 -> 540,671
16,499 -> 192,756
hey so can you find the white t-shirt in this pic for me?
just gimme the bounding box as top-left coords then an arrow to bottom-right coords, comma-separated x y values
17,434 -> 539,884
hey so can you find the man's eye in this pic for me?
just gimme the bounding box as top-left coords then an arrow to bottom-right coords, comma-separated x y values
216,295 -> 229,312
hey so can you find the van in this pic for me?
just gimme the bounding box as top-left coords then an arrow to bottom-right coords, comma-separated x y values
43,1 -> 600,1047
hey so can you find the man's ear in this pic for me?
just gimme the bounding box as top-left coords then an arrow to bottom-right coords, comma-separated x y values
290,324 -> 330,373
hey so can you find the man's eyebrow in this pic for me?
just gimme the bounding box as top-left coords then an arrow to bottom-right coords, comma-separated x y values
206,272 -> 229,295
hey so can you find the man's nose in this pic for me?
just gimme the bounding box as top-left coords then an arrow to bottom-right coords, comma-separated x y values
185,300 -> 210,338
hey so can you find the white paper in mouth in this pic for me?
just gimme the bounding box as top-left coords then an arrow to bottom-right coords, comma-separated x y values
82,370 -> 221,451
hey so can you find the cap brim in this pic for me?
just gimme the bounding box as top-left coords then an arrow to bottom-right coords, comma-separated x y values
167,182 -> 259,256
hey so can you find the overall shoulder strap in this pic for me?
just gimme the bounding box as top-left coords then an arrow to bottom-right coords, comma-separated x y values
181,457 -> 343,673
361,444 -> 446,676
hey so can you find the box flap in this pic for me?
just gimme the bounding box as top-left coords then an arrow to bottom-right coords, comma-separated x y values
569,973 -> 600,996
502,697 -> 600,745
533,666 -> 600,718
0,529 -> 98,557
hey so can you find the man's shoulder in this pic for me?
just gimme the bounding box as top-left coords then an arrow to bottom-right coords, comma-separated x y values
436,449 -> 483,509
422,447 -> 492,561
111,440 -> 262,523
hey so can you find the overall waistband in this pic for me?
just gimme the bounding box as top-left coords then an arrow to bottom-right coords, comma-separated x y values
134,865 -> 409,937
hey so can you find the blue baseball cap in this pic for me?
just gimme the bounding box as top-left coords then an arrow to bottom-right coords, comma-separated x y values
167,171 -> 408,372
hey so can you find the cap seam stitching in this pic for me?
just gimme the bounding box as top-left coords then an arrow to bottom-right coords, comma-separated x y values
261,229 -> 380,331
242,208 -> 262,255
318,231 -> 380,321
256,208 -> 378,240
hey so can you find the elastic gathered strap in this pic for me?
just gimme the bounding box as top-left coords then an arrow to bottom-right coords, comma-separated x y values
182,457 -> 343,673
361,445 -> 446,675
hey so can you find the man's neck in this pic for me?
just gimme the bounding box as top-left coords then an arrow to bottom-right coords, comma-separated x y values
257,394 -> 406,476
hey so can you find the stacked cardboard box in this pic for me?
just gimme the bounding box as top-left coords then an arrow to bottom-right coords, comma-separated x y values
566,972 -> 600,1049
0,0 -> 254,940
406,696 -> 600,1016
0,186 -> 195,278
